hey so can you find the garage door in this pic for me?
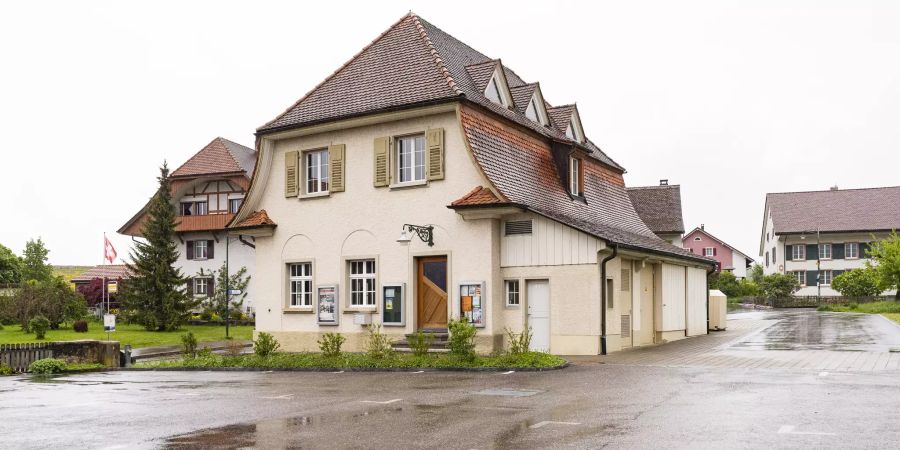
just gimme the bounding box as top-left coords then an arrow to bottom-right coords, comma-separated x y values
686,267 -> 708,336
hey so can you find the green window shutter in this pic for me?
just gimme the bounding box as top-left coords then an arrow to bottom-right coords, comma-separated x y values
785,245 -> 793,261
373,137 -> 390,187
285,150 -> 299,197
426,128 -> 445,181
860,242 -> 869,258
806,244 -> 818,260
832,243 -> 844,260
329,144 -> 346,192
186,241 -> 194,260
207,240 -> 214,259
806,270 -> 818,287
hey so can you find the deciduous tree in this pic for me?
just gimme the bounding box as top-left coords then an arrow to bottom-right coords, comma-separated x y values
831,268 -> 883,298
865,231 -> 900,299
0,243 -> 23,284
21,238 -> 52,283
197,261 -> 250,320
760,273 -> 800,299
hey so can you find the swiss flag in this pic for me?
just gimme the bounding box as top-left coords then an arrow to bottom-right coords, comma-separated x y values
104,236 -> 117,264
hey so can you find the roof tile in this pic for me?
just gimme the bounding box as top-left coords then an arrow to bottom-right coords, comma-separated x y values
170,137 -> 256,178
767,186 -> 900,233
627,185 -> 685,234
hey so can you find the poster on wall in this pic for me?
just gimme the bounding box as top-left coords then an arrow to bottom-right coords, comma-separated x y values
458,282 -> 485,327
382,283 -> 405,326
317,285 -> 339,325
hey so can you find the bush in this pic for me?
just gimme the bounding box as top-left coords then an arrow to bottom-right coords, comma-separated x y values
505,327 -> 532,354
318,332 -> 346,357
365,324 -> 393,359
29,358 -> 67,374
73,320 -> 88,333
226,339 -> 245,356
199,309 -> 213,321
181,331 -> 198,357
448,318 -> 477,360
407,330 -> 434,357
831,268 -> 884,297
254,332 -> 280,357
29,315 -> 50,339
760,273 -> 800,299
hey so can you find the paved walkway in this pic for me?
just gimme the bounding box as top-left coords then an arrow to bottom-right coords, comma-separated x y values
572,310 -> 900,372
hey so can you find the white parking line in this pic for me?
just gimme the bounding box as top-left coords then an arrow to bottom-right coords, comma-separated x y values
412,370 -> 424,374
778,425 -> 836,436
529,421 -> 581,429
262,394 -> 294,400
331,370 -> 345,374
502,370 -> 515,375
361,398 -> 402,404
818,371 -> 829,377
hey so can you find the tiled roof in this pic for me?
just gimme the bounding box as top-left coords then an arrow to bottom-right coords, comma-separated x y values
256,13 -> 624,171
460,106 -> 711,264
170,137 -> 256,178
176,214 -> 235,232
71,265 -> 130,283
546,105 -> 575,132
509,84 -> 537,114
627,185 -> 685,234
767,186 -> 900,234
450,186 -> 505,207
233,210 -> 276,228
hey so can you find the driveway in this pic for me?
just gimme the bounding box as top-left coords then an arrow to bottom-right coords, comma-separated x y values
2,309 -> 900,449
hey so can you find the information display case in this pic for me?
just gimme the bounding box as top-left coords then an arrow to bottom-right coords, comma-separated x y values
458,281 -> 485,327
382,283 -> 405,326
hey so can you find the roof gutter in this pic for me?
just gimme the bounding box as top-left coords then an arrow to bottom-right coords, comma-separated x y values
599,244 -> 618,355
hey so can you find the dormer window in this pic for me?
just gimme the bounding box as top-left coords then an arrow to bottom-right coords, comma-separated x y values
524,92 -> 549,126
483,68 -> 513,108
569,156 -> 583,196
564,108 -> 586,143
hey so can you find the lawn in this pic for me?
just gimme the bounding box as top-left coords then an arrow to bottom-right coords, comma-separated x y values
136,351 -> 567,370
0,323 -> 253,348
817,301 -> 900,325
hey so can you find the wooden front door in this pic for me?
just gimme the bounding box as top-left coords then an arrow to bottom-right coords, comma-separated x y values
417,256 -> 448,330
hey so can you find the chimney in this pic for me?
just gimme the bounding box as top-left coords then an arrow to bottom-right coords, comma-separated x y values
701,224 -> 705,230
659,179 -> 668,186
830,185 -> 839,191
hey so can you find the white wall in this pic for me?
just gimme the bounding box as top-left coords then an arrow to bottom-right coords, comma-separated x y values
500,213 -> 602,267
659,263 -> 686,331
685,267 -> 707,336
176,231 -> 257,312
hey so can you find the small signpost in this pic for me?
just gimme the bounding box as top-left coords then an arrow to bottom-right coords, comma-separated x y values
227,289 -> 242,296
103,313 -> 116,341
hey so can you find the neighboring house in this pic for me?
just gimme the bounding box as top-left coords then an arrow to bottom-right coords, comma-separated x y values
682,226 -> 754,279
118,137 -> 259,313
760,186 -> 900,296
71,264 -> 130,288
228,13 -> 715,356
627,180 -> 685,246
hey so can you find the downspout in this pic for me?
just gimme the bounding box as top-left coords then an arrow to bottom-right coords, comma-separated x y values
706,265 -> 716,333
599,244 -> 618,355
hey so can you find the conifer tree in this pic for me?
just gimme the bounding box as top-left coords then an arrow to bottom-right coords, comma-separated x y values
120,163 -> 197,330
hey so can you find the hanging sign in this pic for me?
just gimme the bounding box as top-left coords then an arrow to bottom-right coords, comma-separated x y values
107,282 -> 118,294
103,314 -> 116,332
317,285 -> 339,325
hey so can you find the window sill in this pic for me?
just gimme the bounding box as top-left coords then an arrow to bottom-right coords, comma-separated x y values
505,304 -> 520,309
283,308 -> 314,314
343,308 -> 377,314
299,191 -> 330,200
389,180 -> 427,190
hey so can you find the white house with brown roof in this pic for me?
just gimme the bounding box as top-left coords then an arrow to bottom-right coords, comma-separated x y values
760,186 -> 900,296
228,13 -> 715,355
118,137 -> 259,314
627,180 -> 685,246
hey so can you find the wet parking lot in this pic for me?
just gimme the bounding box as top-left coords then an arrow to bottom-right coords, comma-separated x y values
2,309 -> 900,449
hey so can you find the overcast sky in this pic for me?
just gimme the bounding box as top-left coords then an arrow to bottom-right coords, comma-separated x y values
2,0 -> 899,265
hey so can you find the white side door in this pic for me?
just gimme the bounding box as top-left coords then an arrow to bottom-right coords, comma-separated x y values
527,280 -> 550,352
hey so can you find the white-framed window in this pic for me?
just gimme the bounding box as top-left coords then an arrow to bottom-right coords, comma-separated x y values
794,271 -> 806,286
484,73 -> 508,107
180,201 -> 208,216
846,242 -> 859,259
819,243 -> 832,260
194,240 -> 208,260
396,135 -> 426,183
288,263 -> 312,307
792,245 -> 806,261
569,156 -> 582,196
704,247 -> 715,257
349,260 -> 376,307
304,149 -> 330,194
821,270 -> 833,285
229,198 -> 243,214
193,277 -> 210,297
694,236 -> 702,241
505,280 -> 520,306
525,96 -> 539,122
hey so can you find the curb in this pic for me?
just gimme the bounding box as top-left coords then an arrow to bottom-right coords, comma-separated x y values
66,362 -> 570,374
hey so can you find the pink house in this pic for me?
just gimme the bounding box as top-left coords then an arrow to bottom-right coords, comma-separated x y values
682,225 -> 754,279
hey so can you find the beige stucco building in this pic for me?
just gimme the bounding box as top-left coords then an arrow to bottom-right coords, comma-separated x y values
229,13 -> 715,355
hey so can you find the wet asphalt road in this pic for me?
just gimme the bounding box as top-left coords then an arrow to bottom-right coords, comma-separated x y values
2,309 -> 900,449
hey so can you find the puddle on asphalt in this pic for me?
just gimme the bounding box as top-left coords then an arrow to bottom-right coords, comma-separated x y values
475,388 -> 542,397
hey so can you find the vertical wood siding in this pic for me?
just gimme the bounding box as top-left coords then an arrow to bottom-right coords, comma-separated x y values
660,263 -> 686,331
501,215 -> 601,267
685,267 -> 708,336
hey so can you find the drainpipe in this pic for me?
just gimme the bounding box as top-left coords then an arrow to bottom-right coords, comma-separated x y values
599,244 -> 618,355
706,265 -> 716,333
